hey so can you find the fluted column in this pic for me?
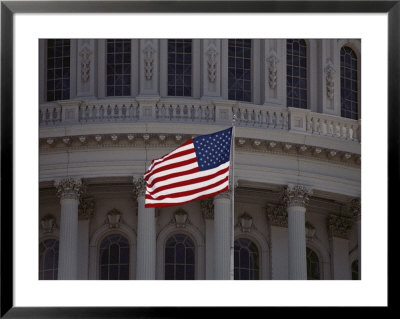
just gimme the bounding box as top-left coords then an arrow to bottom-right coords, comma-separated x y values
213,191 -> 232,280
201,198 -> 214,280
266,204 -> 289,279
134,177 -> 156,280
55,177 -> 82,280
351,198 -> 361,279
284,184 -> 312,280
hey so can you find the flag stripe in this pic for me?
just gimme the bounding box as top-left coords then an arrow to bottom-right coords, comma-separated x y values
146,162 -> 230,193
146,169 -> 229,198
145,158 -> 198,184
145,140 -> 194,175
145,180 -> 229,205
145,176 -> 228,200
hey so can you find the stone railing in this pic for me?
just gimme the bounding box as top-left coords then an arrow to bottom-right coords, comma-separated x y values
39,99 -> 361,143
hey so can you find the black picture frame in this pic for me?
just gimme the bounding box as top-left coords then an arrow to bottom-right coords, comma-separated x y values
1,1 -> 396,317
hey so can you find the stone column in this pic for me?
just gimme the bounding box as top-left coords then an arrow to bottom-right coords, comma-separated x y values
213,191 -> 232,280
328,214 -> 353,280
351,198 -> 361,279
55,177 -> 82,280
201,198 -> 214,280
134,177 -> 156,280
284,184 -> 312,280
77,193 -> 95,280
266,204 -> 289,280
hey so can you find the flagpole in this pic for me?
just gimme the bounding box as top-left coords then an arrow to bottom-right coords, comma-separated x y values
230,112 -> 237,280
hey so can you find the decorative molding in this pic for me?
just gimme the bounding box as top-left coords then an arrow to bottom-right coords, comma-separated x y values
40,214 -> 57,233
174,208 -> 188,228
305,221 -> 316,241
324,61 -> 336,100
238,212 -> 253,232
54,177 -> 82,200
266,204 -> 288,228
206,44 -> 218,83
267,54 -> 279,89
78,194 -> 95,220
350,198 -> 361,221
200,198 -> 214,220
283,184 -> 313,208
79,46 -> 92,83
133,176 -> 146,197
143,44 -> 155,81
327,214 -> 353,239
106,208 -> 122,228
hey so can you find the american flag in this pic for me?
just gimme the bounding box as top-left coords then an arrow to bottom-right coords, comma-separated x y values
144,128 -> 232,208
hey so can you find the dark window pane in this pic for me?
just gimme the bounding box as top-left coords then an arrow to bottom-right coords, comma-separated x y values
340,46 -> 358,119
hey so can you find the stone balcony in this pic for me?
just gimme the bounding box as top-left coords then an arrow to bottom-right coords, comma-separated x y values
39,97 -> 361,145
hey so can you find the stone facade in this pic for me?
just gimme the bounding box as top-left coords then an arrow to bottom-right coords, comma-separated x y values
39,39 -> 361,280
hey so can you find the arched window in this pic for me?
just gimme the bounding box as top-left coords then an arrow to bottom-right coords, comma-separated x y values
167,39 -> 192,97
46,39 -> 70,101
340,46 -> 358,119
106,39 -> 131,97
99,234 -> 130,280
228,39 -> 252,102
234,238 -> 259,280
287,39 -> 307,109
164,234 -> 195,280
39,238 -> 59,280
352,259 -> 359,280
306,247 -> 321,280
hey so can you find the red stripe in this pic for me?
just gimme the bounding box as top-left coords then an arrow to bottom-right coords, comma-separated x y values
145,139 -> 193,174
144,148 -> 195,176
144,186 -> 229,208
144,157 -> 198,182
146,166 -> 200,188
147,166 -> 230,196
145,176 -> 228,201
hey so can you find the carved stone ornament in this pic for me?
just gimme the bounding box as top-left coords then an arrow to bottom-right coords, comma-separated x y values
79,195 -> 95,220
267,54 -> 279,89
201,198 -> 214,220
143,44 -> 155,80
283,184 -> 313,208
55,177 -> 82,200
40,214 -> 56,233
351,198 -> 361,221
324,62 -> 336,100
107,208 -> 121,228
206,45 -> 218,83
327,214 -> 353,239
79,46 -> 92,83
133,176 -> 146,197
266,204 -> 288,228
174,209 -> 188,228
239,212 -> 253,232
305,221 -> 316,241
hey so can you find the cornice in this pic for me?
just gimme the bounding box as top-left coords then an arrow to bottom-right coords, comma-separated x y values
39,133 -> 361,168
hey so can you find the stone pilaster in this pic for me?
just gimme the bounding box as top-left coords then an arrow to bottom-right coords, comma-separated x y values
201,198 -> 214,279
77,194 -> 95,280
351,198 -> 361,279
284,184 -> 312,280
133,176 -> 156,280
213,191 -> 232,280
76,39 -> 96,98
55,177 -> 82,280
266,204 -> 289,279
327,214 -> 353,280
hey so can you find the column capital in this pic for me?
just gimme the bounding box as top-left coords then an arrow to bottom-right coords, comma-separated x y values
78,195 -> 95,220
327,214 -> 353,239
283,184 -> 313,208
214,190 -> 231,200
266,204 -> 288,227
133,176 -> 146,198
201,198 -> 214,220
55,177 -> 82,200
